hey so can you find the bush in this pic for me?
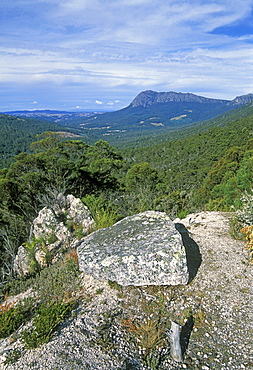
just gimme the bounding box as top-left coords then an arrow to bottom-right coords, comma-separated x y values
0,301 -> 32,338
236,190 -> 253,226
21,301 -> 74,348
82,194 -> 119,230
33,259 -> 81,304
0,258 -> 79,344
3,349 -> 22,365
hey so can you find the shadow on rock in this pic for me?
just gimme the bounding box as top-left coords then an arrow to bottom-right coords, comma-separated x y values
180,315 -> 194,355
174,223 -> 202,283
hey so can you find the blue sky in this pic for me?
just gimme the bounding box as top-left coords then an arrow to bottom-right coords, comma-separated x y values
1,0 -> 253,111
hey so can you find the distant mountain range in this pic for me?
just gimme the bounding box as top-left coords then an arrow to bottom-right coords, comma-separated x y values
4,90 -> 253,149
2,90 -> 253,166
73,90 -> 253,131
6,91 -> 253,132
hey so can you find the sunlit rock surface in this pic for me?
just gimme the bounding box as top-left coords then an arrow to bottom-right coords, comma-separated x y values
77,211 -> 189,286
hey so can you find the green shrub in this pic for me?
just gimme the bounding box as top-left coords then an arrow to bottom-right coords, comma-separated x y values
82,194 -> 119,230
46,233 -> 58,244
229,218 -> 244,240
33,259 -> 81,304
240,225 -> 253,262
0,275 -> 35,299
236,190 -> 253,226
21,301 -> 74,349
177,210 -> 188,219
0,301 -> 32,338
0,259 -> 79,344
22,238 -> 41,275
3,349 -> 22,365
107,280 -> 122,291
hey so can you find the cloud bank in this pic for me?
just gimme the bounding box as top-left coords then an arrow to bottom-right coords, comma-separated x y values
1,0 -> 253,110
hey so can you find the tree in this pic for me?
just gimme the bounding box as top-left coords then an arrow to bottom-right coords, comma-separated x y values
125,162 -> 159,191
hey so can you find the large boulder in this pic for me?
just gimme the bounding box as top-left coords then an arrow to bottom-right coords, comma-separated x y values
77,211 -> 189,286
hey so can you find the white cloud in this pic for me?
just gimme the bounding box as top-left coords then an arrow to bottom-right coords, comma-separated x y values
1,0 -> 253,110
49,0 -> 253,45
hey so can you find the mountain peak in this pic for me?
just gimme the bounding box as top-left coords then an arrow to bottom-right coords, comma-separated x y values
130,90 -> 229,108
229,93 -> 253,106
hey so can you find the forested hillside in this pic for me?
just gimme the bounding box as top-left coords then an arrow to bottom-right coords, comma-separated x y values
107,99 -> 253,149
122,105 -> 253,195
1,101 -> 253,294
0,114 -> 78,168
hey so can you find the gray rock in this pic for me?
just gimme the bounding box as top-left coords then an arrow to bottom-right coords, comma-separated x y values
33,194 -> 94,240
77,211 -> 189,286
13,246 -> 31,276
33,207 -> 71,242
14,194 -> 95,276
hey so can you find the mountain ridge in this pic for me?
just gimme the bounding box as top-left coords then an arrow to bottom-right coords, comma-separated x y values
74,90 -> 253,132
130,90 -> 253,108
130,90 -> 230,107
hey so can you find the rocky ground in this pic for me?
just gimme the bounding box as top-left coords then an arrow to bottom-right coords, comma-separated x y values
0,211 -> 252,369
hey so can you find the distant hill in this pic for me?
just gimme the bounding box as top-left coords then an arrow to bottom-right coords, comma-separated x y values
4,110 -> 105,125
5,92 -> 253,149
89,96 -> 253,150
0,114 -> 79,168
2,91 -> 253,164
120,99 -> 253,198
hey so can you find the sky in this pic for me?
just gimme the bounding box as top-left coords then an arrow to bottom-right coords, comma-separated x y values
1,0 -> 253,112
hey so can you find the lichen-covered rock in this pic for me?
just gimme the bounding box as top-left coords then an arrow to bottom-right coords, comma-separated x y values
33,194 -> 94,239
66,194 -> 94,233
77,211 -> 189,286
33,207 -> 71,242
14,194 -> 95,276
13,246 -> 31,276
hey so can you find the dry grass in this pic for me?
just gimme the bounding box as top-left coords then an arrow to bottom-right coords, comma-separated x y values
64,248 -> 79,265
122,317 -> 166,355
240,225 -> 253,262
0,297 -> 16,314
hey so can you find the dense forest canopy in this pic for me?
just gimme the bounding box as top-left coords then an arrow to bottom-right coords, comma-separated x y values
0,114 -> 70,169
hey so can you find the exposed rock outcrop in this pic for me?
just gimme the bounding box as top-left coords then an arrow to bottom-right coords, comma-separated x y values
14,194 -> 94,276
1,212 -> 252,369
130,90 -> 253,108
130,90 -> 229,107
77,210 -> 189,286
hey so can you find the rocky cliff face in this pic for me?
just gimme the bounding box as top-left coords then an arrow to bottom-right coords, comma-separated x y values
130,90 -> 229,108
228,93 -> 253,106
130,90 -> 253,108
